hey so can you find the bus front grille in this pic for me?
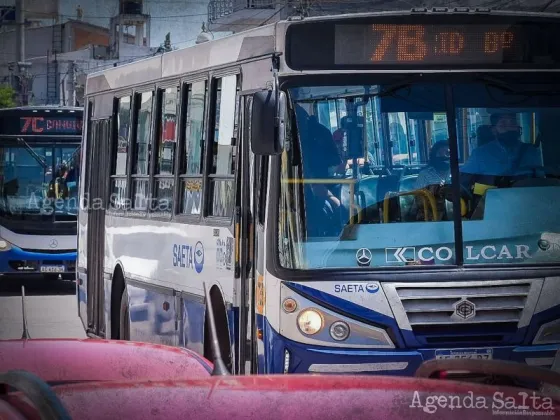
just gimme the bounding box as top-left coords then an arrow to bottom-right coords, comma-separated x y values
383,279 -> 543,346
21,248 -> 75,254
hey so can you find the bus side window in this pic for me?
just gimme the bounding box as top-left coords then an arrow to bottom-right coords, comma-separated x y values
179,80 -> 207,216
208,74 -> 239,218
132,91 -> 154,210
153,86 -> 179,213
110,96 -> 131,209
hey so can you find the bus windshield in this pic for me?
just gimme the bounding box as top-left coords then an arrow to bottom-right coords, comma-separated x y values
278,78 -> 560,269
0,143 -> 81,219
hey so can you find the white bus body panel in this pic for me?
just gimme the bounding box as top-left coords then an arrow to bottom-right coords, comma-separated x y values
104,215 -> 234,304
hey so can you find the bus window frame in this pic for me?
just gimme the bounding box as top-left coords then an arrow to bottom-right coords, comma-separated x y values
150,83 -> 181,218
130,88 -> 156,212
109,92 -> 133,212
203,70 -> 241,224
269,73 -> 467,278
175,76 -> 208,222
104,67 -> 244,228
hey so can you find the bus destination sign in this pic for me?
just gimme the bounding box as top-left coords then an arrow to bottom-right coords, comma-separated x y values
19,116 -> 83,135
286,19 -> 560,70
335,24 -> 520,65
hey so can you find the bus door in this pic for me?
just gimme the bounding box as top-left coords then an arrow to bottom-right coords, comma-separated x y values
235,94 -> 266,374
85,117 -> 111,337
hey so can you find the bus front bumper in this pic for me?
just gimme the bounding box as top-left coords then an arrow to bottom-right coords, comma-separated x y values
263,321 -> 560,376
0,245 -> 76,278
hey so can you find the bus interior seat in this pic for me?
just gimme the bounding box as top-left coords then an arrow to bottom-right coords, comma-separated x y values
476,125 -> 494,147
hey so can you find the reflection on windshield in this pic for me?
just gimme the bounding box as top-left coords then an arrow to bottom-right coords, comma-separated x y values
0,143 -> 81,218
279,82 -> 560,270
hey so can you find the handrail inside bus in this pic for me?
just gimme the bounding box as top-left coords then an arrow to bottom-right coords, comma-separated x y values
383,189 -> 438,223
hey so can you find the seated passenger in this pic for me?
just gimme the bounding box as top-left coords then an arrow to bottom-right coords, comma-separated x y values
415,141 -> 451,190
413,141 -> 451,221
461,113 -> 542,183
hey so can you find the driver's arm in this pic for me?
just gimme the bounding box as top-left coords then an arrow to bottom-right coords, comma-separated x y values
312,184 -> 341,208
459,149 -> 482,193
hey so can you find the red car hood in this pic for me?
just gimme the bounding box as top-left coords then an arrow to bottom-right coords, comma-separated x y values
6,375 -> 560,420
0,339 -> 212,382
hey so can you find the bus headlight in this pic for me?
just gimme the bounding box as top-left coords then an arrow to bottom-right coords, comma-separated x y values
297,309 -> 323,335
329,321 -> 350,341
533,319 -> 560,344
0,239 -> 11,251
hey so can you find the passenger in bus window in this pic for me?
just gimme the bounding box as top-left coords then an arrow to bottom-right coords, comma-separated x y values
461,113 -> 542,180
412,140 -> 451,221
415,141 -> 451,190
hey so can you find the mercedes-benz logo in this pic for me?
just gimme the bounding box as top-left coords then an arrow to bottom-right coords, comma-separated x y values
49,239 -> 58,249
454,298 -> 476,320
356,248 -> 372,267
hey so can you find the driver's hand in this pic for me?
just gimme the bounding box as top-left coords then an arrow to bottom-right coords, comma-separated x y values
328,195 -> 341,209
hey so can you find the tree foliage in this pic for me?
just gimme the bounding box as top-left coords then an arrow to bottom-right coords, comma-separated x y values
0,85 -> 16,109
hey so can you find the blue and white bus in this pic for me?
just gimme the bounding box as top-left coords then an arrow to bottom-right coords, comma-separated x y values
0,106 -> 81,280
79,9 -> 560,380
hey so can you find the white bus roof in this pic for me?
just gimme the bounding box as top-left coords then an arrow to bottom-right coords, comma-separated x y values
86,9 -> 560,96
86,23 -> 277,96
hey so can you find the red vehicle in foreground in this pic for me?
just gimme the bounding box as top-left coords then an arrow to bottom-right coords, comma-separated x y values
1,287 -> 559,419
1,337 -> 560,420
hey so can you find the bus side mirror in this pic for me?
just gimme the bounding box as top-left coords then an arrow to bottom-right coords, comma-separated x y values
251,90 -> 285,156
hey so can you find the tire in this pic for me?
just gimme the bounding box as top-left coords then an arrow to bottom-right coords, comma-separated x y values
119,287 -> 130,340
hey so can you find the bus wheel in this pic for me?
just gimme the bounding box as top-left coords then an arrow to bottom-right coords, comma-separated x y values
119,287 -> 130,341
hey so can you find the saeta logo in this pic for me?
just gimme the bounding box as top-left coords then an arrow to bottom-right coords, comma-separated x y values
334,283 -> 380,294
194,241 -> 204,273
365,284 -> 379,294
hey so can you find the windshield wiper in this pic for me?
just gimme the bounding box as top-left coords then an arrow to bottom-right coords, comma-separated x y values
16,138 -> 47,169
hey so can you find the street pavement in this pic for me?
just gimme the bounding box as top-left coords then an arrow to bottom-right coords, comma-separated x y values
0,277 -> 86,340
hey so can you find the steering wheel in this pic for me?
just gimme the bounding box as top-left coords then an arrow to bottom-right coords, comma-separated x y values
415,358 -> 560,389
0,370 -> 71,420
487,166 -> 547,188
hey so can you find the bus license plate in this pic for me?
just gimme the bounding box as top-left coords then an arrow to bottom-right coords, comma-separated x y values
435,348 -> 493,360
40,265 -> 65,273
